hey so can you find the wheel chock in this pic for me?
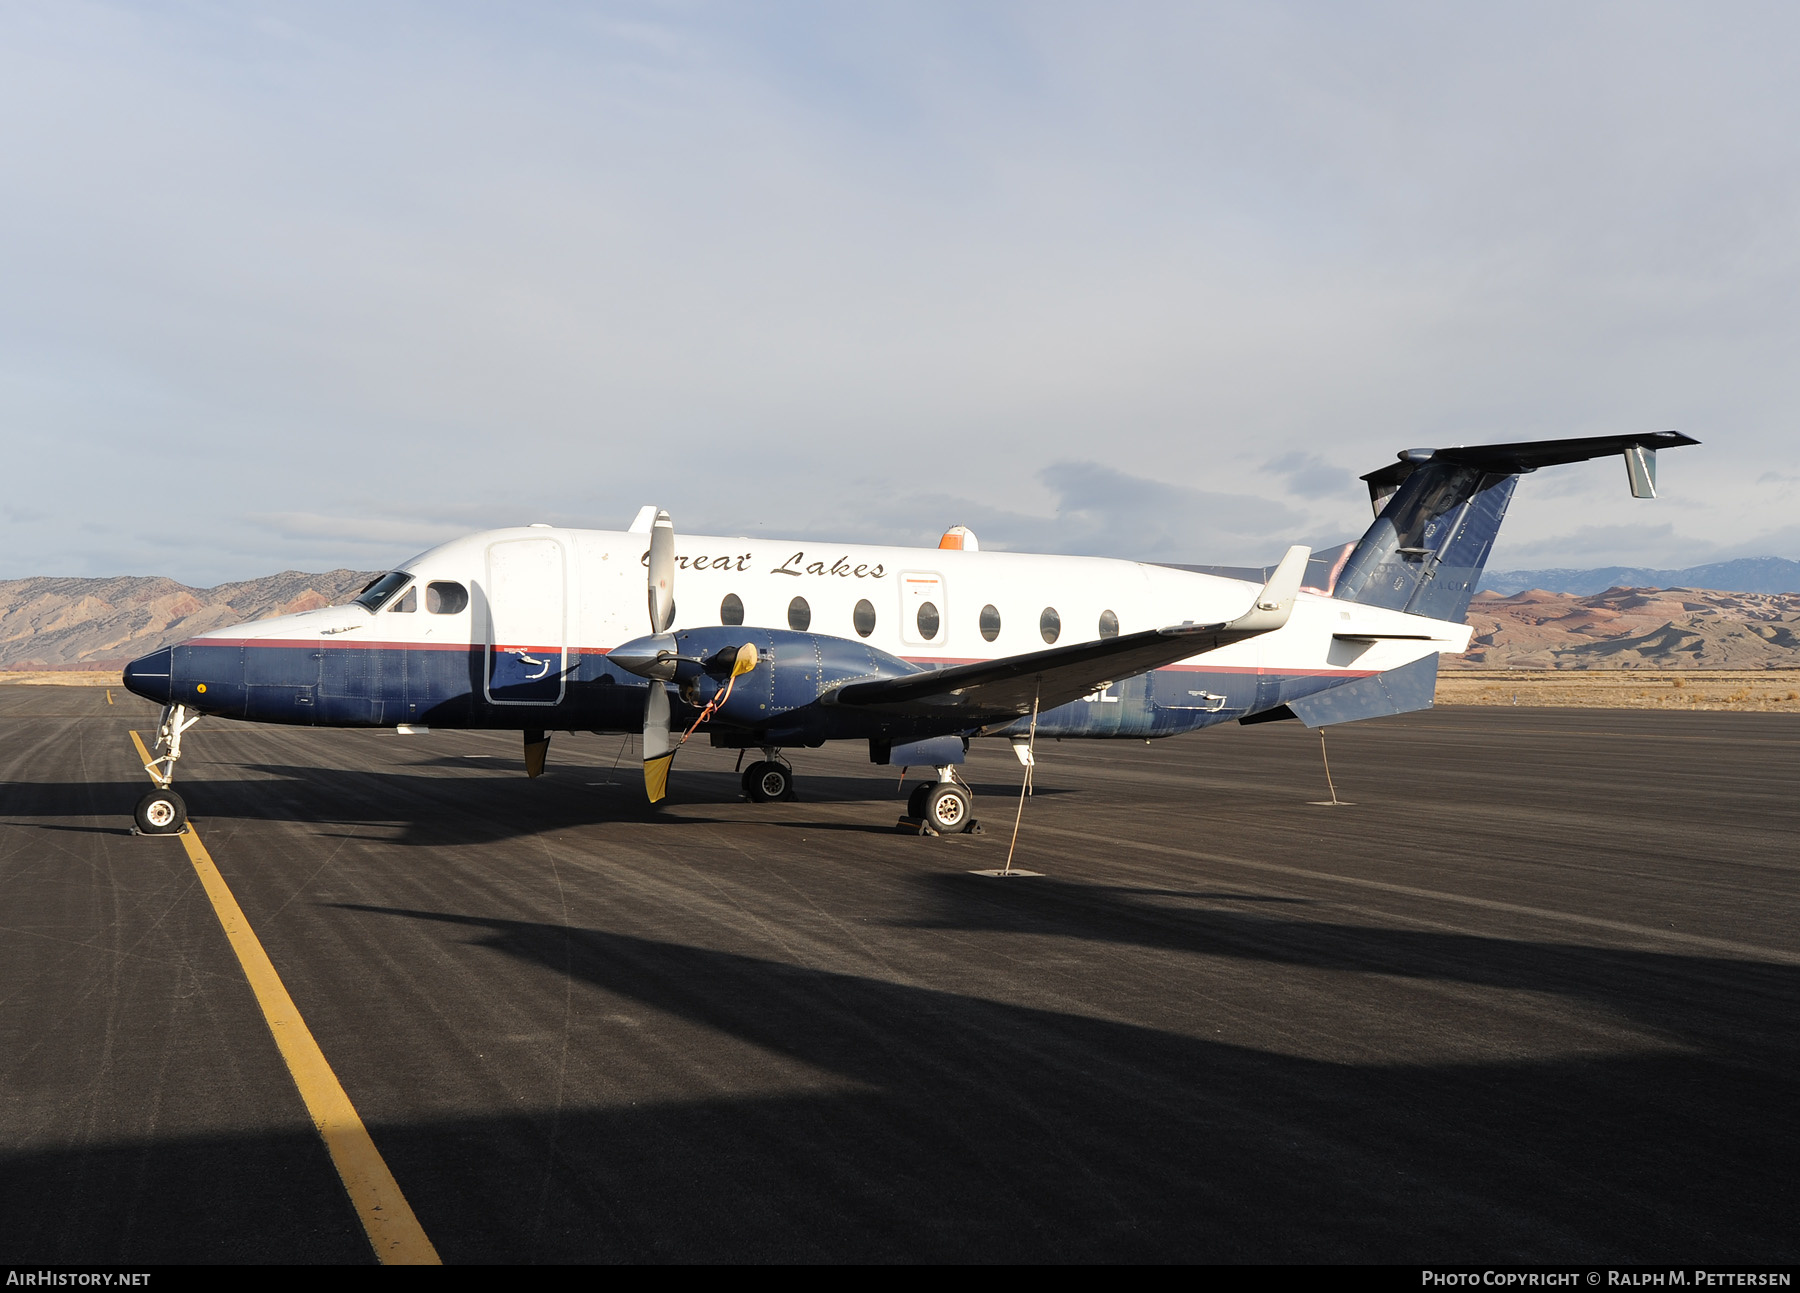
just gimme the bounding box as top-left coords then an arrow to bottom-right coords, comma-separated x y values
896,816 -> 984,837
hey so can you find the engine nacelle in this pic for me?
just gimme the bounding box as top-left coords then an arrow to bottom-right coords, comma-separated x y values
614,625 -> 921,744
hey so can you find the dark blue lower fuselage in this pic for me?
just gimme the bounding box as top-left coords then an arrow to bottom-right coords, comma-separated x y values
122,638 -> 1368,746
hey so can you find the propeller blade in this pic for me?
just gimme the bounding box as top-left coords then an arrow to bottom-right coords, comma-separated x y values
647,509 -> 675,633
643,680 -> 674,802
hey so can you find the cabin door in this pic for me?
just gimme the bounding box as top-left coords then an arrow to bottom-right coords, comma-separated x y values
484,538 -> 567,705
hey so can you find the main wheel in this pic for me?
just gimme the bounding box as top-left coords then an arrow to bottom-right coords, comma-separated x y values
135,788 -> 187,835
743,760 -> 793,804
906,782 -> 931,819
921,783 -> 972,834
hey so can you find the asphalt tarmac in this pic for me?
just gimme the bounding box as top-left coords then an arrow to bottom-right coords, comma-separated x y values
2,685 -> 1796,1264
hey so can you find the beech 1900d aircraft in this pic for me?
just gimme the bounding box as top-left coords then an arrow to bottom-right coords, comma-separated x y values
121,432 -> 1695,835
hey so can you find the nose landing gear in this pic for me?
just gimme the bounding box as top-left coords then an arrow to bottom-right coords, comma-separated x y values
134,704 -> 199,835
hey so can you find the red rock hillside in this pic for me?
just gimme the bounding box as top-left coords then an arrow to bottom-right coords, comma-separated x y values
1455,587 -> 1800,669
0,571 -> 380,672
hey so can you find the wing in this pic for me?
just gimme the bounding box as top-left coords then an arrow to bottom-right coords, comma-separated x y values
830,545 -> 1310,722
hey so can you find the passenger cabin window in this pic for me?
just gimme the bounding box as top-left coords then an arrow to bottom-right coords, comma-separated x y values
788,596 -> 811,631
427,582 -> 468,614
1098,609 -> 1119,639
979,604 -> 1001,642
853,599 -> 876,638
354,572 -> 411,613
390,587 -> 417,613
916,602 -> 940,641
1040,607 -> 1061,643
721,593 -> 745,626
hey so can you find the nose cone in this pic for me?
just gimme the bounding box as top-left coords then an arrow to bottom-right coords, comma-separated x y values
122,647 -> 174,705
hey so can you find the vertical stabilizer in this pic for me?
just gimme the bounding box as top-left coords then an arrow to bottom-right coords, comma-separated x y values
1333,432 -> 1697,624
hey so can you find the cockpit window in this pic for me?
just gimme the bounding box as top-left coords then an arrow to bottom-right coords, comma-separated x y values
390,587 -> 417,613
354,572 -> 412,613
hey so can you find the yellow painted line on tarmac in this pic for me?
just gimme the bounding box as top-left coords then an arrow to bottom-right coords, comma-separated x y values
128,729 -> 158,782
127,731 -> 442,1265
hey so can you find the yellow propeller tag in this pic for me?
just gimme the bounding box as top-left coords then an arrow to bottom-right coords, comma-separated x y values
644,751 -> 676,803
731,643 -> 759,678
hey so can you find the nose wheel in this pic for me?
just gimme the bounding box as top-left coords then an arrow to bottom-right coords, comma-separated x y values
134,788 -> 188,835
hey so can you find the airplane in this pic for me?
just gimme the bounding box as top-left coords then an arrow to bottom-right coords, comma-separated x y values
120,431 -> 1697,836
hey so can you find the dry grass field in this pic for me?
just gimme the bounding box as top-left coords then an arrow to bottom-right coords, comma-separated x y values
1436,669 -> 1800,711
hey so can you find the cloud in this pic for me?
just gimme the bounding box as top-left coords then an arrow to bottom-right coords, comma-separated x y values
0,5 -> 1796,580
1263,451 -> 1354,499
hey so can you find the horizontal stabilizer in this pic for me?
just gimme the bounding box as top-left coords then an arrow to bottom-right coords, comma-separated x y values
1361,431 -> 1698,515
1250,654 -> 1440,729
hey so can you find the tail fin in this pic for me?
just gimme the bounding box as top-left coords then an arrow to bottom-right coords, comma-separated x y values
1333,431 -> 1698,622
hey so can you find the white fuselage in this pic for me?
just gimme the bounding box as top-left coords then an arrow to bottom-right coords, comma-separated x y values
200,525 -> 1472,682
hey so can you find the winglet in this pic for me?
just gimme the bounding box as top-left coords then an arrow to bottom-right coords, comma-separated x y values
1231,545 -> 1310,632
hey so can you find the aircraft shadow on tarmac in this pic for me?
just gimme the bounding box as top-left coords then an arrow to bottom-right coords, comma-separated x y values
7,895 -> 1797,1263
8,760 -> 1067,845
344,902 -> 1799,1262
895,871 -> 1800,1066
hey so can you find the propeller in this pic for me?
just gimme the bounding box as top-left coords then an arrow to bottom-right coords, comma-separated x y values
614,510 -> 762,803
642,509 -> 677,802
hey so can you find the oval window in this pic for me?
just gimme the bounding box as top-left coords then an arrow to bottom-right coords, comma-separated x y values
916,601 -> 940,640
788,596 -> 811,631
427,581 -> 467,614
1098,609 -> 1119,639
1040,607 -> 1061,644
853,599 -> 876,637
979,604 -> 1001,642
721,592 -> 744,626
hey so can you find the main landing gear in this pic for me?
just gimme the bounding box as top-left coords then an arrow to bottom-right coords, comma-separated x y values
741,750 -> 797,803
904,767 -> 977,835
134,704 -> 198,835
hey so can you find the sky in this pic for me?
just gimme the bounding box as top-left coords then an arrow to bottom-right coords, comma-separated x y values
3,1 -> 1797,586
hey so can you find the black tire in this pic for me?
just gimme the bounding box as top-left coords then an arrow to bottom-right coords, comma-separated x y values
744,760 -> 793,804
135,788 -> 187,835
906,782 -> 932,818
922,783 -> 972,834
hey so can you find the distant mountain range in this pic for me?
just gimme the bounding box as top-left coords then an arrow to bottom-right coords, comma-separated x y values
1458,586 -> 1800,670
1481,556 -> 1800,596
0,571 -> 377,671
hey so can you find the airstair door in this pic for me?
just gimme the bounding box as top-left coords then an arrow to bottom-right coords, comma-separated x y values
485,538 -> 567,705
